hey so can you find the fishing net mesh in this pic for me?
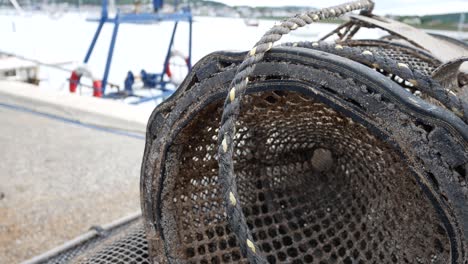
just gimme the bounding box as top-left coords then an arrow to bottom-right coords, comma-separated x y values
345,40 -> 439,76
61,39 -> 464,263
71,221 -> 150,264
159,91 -> 451,264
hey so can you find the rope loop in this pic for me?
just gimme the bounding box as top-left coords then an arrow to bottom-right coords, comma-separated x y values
217,1 -> 375,262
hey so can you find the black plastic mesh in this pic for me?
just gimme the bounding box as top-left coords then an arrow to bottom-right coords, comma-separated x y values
372,47 -> 435,76
72,221 -> 149,264
43,235 -> 106,264
160,91 -> 451,264
41,219 -> 149,264
345,40 -> 439,76
27,10 -> 466,264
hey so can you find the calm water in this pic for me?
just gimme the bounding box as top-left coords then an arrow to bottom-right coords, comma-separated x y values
0,11 -> 466,110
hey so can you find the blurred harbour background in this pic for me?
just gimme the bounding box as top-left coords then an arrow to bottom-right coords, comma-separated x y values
0,0 -> 467,263
0,0 -> 467,113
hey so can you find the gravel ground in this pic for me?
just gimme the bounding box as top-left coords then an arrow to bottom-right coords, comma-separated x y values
0,104 -> 145,263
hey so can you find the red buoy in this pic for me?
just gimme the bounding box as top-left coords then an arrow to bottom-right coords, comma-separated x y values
69,71 -> 81,93
165,63 -> 172,78
92,80 -> 102,97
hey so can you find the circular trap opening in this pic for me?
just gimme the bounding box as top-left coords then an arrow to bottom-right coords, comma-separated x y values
161,89 -> 451,264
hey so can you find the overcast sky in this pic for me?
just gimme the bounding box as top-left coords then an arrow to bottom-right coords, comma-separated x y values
215,0 -> 468,16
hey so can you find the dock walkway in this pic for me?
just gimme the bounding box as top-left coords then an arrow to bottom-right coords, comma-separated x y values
0,81 -> 148,263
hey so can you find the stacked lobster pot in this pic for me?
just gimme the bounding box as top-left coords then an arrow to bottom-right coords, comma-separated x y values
67,0 -> 468,263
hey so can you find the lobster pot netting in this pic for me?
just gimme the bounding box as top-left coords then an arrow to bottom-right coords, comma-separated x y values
344,40 -> 440,76
140,1 -> 467,263
45,219 -> 148,264
73,222 -> 150,264
142,44 -> 467,263
161,91 -> 450,264
23,1 -> 466,263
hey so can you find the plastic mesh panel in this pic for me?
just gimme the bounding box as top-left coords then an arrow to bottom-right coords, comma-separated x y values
42,219 -> 146,264
371,47 -> 435,76
43,235 -> 106,264
71,221 -> 150,264
345,40 -> 439,76
161,90 -> 451,263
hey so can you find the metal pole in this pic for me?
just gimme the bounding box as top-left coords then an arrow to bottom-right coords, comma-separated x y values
458,13 -> 465,35
8,0 -> 24,15
102,0 -> 108,18
160,22 -> 179,85
84,21 -> 104,63
102,11 -> 120,93
84,0 -> 108,63
188,16 -> 193,71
